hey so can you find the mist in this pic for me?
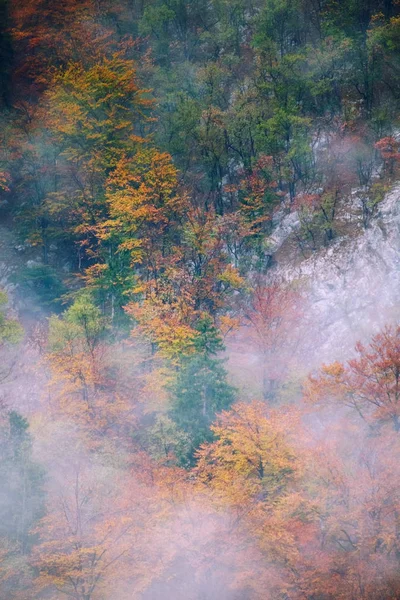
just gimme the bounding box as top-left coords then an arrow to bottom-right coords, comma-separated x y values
1,1 -> 400,599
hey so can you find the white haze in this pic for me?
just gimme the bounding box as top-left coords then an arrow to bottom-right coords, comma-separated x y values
1,181 -> 400,598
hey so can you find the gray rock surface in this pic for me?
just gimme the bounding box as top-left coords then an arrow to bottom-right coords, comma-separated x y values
277,184 -> 400,365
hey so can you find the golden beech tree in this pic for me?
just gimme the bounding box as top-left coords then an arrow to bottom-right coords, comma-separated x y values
128,286 -> 198,364
196,402 -> 299,503
87,148 -> 188,320
195,401 -> 309,596
43,51 -> 154,253
305,325 -> 400,431
8,43 -> 154,268
46,55 -> 153,169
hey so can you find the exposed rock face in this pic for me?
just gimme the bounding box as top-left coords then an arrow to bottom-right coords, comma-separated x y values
276,184 -> 400,366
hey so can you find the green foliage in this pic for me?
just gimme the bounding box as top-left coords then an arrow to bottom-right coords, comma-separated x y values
143,415 -> 190,466
0,291 -> 22,346
17,265 -> 66,310
48,292 -> 106,352
170,315 -> 236,461
253,0 -> 305,57
359,181 -> 389,227
193,314 -> 225,355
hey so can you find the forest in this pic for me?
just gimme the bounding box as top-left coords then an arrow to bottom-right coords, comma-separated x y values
2,0 -> 400,598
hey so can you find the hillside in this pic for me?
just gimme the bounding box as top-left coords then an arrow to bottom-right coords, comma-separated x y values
1,2 -> 400,600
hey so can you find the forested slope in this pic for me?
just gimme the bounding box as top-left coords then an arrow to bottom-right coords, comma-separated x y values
1,2 -> 400,599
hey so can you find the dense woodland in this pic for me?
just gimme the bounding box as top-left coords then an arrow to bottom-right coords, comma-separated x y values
2,1 -> 400,598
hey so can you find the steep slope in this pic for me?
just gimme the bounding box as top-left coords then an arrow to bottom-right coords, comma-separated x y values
276,184 -> 400,365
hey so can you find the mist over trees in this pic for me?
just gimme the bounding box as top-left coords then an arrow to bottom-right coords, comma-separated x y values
1,1 -> 400,598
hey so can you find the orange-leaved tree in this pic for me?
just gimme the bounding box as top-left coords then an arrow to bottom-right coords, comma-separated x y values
31,454 -> 159,600
125,206 -> 244,363
242,277 -> 302,401
196,401 -> 306,591
305,325 -> 400,431
46,293 -> 132,438
87,148 -> 188,323
300,421 -> 400,600
12,46 -> 154,269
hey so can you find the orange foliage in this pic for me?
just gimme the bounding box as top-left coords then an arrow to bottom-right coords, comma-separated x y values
375,136 -> 400,176
306,325 -> 400,431
243,278 -> 302,400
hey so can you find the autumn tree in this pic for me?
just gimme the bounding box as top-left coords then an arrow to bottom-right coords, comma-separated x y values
125,206 -> 244,367
306,324 -> 400,431
9,45 -> 154,269
88,148 -> 187,323
242,278 -> 301,401
195,401 -> 307,596
31,450 -> 158,600
46,292 -> 131,437
10,0 -> 123,94
375,136 -> 400,177
179,208 -> 245,314
44,52 -> 153,257
298,411 -> 400,600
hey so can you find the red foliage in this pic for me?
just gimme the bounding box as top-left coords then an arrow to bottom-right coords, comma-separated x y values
375,136 -> 400,175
